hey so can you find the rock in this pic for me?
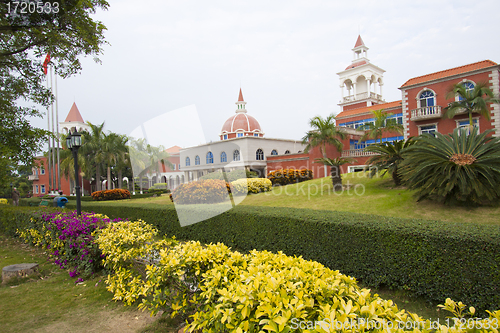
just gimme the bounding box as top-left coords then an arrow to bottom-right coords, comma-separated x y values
2,263 -> 39,284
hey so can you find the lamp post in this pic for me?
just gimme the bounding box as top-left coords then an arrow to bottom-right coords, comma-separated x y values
66,129 -> 82,216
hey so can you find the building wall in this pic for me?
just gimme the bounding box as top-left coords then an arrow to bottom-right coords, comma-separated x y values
402,70 -> 497,137
31,156 -> 91,196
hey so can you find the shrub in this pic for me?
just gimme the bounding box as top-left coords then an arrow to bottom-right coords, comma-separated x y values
17,211 -> 120,279
172,179 -> 230,204
267,168 -> 313,186
96,220 -> 500,332
400,128 -> 500,205
231,178 -> 272,195
0,198 -> 8,205
91,188 -> 131,201
80,203 -> 500,313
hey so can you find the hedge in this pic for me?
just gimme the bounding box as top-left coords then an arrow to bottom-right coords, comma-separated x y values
72,203 -> 500,314
267,168 -> 313,186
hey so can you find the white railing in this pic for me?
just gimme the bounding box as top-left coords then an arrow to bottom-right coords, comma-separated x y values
410,105 -> 442,121
343,92 -> 382,103
342,149 -> 378,157
28,175 -> 39,180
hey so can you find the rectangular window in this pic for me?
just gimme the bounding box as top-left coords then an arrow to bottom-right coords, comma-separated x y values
419,124 -> 437,135
40,168 -> 45,175
172,164 -> 176,170
35,169 -> 38,176
457,119 -> 479,135
41,185 -> 45,194
223,134 -> 228,140
178,164 -> 181,170
254,133 -> 258,137
237,133 -> 243,138
35,185 -> 39,194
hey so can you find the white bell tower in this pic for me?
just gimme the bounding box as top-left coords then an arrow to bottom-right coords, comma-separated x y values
337,35 -> 386,111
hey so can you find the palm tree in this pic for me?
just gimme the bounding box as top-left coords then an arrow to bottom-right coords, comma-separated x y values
101,132 -> 129,190
400,128 -> 500,206
128,138 -> 148,193
358,109 -> 404,144
364,138 -> 415,186
145,144 -> 173,188
302,114 -> 347,178
315,157 -> 356,191
443,81 -> 500,129
80,122 -> 106,192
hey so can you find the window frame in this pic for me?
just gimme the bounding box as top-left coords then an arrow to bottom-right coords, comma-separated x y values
233,150 -> 240,161
220,151 -> 227,163
195,155 -> 200,165
185,157 -> 191,167
206,152 -> 214,164
256,148 -> 264,161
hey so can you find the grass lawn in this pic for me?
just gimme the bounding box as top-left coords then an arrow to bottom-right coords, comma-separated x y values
89,172 -> 500,225
0,234 -> 178,333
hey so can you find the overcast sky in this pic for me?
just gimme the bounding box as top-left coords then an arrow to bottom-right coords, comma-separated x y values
30,0 -> 500,149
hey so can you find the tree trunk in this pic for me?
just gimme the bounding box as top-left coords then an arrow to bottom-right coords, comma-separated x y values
330,165 -> 343,191
392,167 -> 402,186
96,165 -> 101,191
118,170 -> 123,189
107,166 -> 111,190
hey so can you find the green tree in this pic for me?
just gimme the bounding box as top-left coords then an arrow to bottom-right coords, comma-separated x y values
443,82 -> 500,129
358,109 -> 404,144
302,114 -> 347,178
315,157 -> 356,190
364,138 -> 415,186
400,128 -> 500,206
80,123 -> 107,192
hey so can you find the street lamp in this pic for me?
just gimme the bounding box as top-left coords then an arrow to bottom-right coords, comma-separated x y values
66,129 -> 82,216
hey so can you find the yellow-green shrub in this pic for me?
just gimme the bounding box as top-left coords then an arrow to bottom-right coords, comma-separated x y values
231,178 -> 272,195
0,198 -> 8,205
172,179 -> 230,204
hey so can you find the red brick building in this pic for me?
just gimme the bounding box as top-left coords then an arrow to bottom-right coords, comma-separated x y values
267,36 -> 500,177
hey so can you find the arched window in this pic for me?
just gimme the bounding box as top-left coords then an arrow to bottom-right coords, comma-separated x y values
459,82 -> 475,101
233,150 -> 240,161
206,152 -> 214,164
419,90 -> 435,108
256,149 -> 264,160
271,149 -> 278,155
195,155 -> 200,165
185,157 -> 190,166
284,150 -> 290,154
220,151 -> 227,163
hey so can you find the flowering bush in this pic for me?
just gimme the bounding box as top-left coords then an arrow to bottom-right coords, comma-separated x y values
17,211 -> 122,279
232,178 -> 272,195
91,188 -> 131,201
171,179 -> 230,204
0,198 -> 8,204
267,168 -> 313,186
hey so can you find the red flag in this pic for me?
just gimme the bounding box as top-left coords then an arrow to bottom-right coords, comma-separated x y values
43,53 -> 51,75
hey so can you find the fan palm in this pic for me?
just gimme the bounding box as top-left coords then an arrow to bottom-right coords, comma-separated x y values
80,122 -> 106,191
302,114 -> 346,178
443,81 -> 500,129
365,138 -> 415,186
400,128 -> 500,205
315,157 -> 356,191
358,109 -> 403,144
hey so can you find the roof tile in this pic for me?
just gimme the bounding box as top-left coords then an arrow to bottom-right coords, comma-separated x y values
336,101 -> 402,119
400,60 -> 498,88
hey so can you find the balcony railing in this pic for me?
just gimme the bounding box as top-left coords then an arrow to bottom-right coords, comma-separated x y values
28,175 -> 39,180
342,149 -> 378,157
410,105 -> 442,121
343,92 -> 383,103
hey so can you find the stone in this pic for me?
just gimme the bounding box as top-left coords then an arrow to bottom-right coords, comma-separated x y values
2,263 -> 39,284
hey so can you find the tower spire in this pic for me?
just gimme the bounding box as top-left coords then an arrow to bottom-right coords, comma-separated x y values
235,88 -> 247,113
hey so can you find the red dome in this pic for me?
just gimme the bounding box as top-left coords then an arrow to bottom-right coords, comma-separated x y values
221,113 -> 262,133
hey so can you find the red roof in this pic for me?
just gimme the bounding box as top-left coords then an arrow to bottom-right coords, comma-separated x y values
221,113 -> 261,133
336,100 -> 402,119
64,102 -> 84,123
354,35 -> 365,48
165,145 -> 181,154
238,88 -> 244,102
400,60 -> 498,88
345,60 -> 367,70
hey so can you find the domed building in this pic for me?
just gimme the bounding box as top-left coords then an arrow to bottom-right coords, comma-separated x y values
179,89 -> 306,180
220,89 -> 264,140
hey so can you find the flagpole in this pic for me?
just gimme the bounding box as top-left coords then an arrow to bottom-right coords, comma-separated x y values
55,69 -> 61,192
46,65 -> 52,194
50,65 -> 57,193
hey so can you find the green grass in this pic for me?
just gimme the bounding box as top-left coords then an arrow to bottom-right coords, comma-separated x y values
82,173 -> 500,225
237,172 -> 500,225
0,234 -> 175,333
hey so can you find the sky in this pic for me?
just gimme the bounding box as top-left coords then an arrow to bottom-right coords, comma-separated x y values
29,0 -> 500,150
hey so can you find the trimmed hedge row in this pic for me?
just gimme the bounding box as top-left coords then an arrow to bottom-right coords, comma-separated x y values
267,168 -> 313,186
91,189 -> 131,201
74,203 -> 500,314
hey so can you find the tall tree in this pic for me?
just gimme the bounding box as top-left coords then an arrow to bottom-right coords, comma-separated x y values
358,109 -> 403,144
102,132 -> 128,190
80,122 -> 106,191
302,114 -> 347,178
0,0 -> 108,188
443,82 -> 500,129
